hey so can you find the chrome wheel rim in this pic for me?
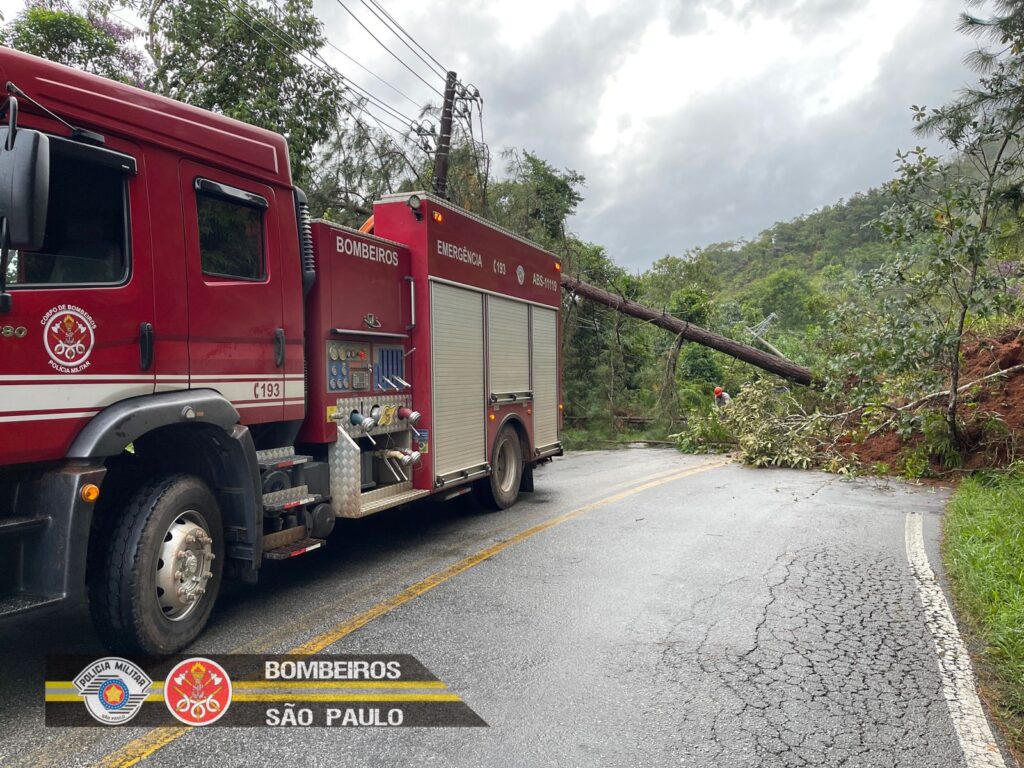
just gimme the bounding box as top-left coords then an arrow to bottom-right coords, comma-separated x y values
156,510 -> 214,622
495,437 -> 518,494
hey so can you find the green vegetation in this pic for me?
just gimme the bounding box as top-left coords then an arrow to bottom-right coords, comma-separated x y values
945,470 -> 1024,749
7,1 -> 1024,475
6,0 -> 1024,748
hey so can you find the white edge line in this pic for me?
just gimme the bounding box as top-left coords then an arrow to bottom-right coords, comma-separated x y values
906,511 -> 1007,768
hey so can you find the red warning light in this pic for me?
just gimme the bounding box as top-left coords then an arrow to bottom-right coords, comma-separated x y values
358,351 -> 366,359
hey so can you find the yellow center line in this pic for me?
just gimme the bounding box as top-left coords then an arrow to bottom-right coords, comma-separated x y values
225,464 -> 696,656
95,457 -> 729,768
47,680 -> 448,703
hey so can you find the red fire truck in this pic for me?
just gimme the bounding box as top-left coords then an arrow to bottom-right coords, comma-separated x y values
0,48 -> 562,653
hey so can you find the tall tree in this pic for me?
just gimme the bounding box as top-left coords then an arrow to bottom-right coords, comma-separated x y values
2,0 -> 146,84
306,113 -> 421,225
872,45 -> 1024,447
132,0 -> 344,185
488,150 -> 584,248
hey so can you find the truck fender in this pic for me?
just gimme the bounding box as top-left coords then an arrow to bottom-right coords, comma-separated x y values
494,413 -> 530,460
494,413 -> 534,492
67,389 -> 241,458
70,390 -> 263,573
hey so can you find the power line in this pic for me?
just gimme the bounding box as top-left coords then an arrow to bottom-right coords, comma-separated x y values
361,110 -> 431,189
115,0 -> 455,158
108,9 -> 145,33
222,0 -> 438,151
128,0 -> 446,188
233,0 -> 427,129
362,0 -> 448,77
329,0 -> 444,98
219,0 -> 431,179
255,0 -> 429,112
319,36 -> 423,111
211,0 -> 415,146
355,0 -> 447,79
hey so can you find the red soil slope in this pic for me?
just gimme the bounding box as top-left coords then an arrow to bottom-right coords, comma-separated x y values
840,329 -> 1024,472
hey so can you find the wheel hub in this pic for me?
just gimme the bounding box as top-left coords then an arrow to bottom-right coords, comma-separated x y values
156,512 -> 214,622
496,438 -> 517,493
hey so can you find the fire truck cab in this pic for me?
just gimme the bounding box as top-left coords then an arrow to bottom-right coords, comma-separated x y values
0,48 -> 562,653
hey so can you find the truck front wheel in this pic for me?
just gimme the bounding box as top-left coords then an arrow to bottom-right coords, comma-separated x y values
88,474 -> 224,654
476,425 -> 523,510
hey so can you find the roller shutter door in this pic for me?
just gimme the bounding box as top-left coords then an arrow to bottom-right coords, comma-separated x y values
431,282 -> 486,477
531,306 -> 558,449
487,296 -> 530,395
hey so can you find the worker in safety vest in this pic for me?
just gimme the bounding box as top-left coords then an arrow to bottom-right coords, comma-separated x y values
714,386 -> 731,408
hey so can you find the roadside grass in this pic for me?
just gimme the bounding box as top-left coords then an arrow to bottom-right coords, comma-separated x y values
944,471 -> 1024,754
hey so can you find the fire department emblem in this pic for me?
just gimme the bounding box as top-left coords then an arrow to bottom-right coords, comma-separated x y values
42,305 -> 96,372
516,265 -> 525,285
73,657 -> 152,725
164,657 -> 232,726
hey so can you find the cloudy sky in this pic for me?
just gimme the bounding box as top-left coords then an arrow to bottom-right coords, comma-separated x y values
2,0 -> 977,269
310,0 -> 974,269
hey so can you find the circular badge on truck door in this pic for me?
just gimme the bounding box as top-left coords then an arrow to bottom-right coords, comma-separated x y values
42,305 -> 96,372
516,265 -> 525,285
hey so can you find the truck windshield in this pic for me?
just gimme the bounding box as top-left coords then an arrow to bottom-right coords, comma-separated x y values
5,141 -> 128,287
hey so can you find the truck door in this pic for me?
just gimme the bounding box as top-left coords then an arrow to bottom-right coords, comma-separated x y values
0,136 -> 154,465
180,162 -> 285,422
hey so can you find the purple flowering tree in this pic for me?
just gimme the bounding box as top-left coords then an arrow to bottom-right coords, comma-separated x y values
2,1 -> 148,84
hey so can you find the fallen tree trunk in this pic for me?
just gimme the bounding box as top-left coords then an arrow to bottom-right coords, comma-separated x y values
897,363 -> 1024,412
561,275 -> 815,386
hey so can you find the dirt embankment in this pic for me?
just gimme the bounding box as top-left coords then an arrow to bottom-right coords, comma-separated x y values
839,329 -> 1024,473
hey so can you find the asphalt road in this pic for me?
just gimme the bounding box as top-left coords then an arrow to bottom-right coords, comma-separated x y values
0,448 -> 1013,767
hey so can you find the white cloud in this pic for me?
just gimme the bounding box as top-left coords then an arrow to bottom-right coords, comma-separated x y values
589,0 -> 925,158
0,0 -> 976,268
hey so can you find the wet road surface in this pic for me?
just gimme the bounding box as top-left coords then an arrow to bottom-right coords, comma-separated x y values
0,449 -> 1011,767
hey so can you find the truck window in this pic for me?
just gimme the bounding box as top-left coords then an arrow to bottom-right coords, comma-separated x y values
7,143 -> 129,287
196,184 -> 266,281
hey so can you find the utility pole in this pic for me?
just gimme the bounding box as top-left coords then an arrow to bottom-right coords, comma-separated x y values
745,312 -> 784,358
561,275 -> 815,386
432,70 -> 457,199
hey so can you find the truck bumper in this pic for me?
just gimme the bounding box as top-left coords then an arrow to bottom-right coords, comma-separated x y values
0,461 -> 106,619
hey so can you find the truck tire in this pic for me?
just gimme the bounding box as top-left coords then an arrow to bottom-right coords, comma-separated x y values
476,425 -> 523,510
88,474 -> 224,655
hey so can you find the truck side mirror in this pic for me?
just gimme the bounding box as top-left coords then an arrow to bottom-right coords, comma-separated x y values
0,126 -> 49,250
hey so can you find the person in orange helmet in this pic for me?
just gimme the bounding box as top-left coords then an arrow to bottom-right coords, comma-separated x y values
714,386 -> 731,408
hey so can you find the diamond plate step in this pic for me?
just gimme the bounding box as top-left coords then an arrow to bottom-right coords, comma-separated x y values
256,447 -> 311,470
359,488 -> 431,517
262,485 -> 324,513
263,537 -> 325,561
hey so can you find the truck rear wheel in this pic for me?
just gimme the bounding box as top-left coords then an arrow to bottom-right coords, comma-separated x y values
88,474 -> 224,655
476,425 -> 523,510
